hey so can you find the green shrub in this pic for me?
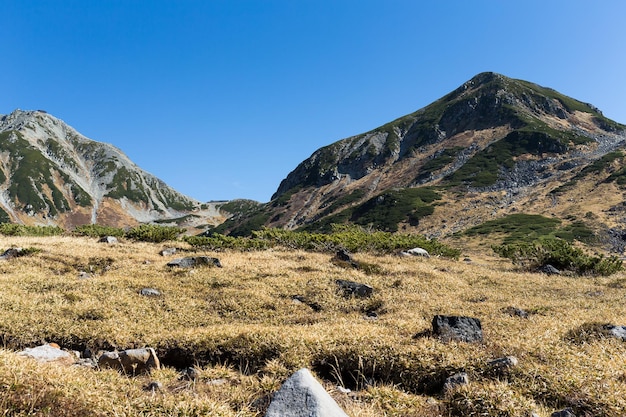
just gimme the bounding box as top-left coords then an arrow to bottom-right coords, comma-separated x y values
73,224 -> 125,238
0,224 -> 65,237
125,224 -> 184,243
492,238 -> 622,276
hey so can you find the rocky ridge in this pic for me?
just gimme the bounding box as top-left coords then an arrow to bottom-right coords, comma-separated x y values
0,110 -> 201,227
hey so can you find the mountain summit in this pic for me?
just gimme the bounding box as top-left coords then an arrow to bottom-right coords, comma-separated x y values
0,110 -> 198,227
216,72 -> 626,243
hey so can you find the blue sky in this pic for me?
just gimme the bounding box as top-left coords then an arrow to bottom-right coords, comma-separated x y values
3,1 -> 626,203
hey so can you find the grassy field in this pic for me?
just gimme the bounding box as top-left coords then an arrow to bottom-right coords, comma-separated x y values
1,236 -> 625,416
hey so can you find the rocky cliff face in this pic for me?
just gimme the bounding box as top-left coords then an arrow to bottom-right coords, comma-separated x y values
0,110 -> 199,227
219,72 -> 626,240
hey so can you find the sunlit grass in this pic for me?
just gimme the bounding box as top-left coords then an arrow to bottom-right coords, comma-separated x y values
0,236 -> 625,415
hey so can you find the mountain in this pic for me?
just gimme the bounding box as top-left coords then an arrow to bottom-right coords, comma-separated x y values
214,72 -> 626,250
0,109 -> 201,228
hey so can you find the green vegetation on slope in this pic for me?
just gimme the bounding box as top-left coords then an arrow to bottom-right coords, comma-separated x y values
461,213 -> 596,245
301,187 -> 441,233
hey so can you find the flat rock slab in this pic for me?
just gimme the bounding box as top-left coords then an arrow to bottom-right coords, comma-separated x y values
18,344 -> 75,366
432,315 -> 483,343
167,256 -> 222,268
265,368 -> 348,417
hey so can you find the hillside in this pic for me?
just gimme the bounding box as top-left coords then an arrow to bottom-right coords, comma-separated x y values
0,110 -> 210,228
215,72 -> 626,253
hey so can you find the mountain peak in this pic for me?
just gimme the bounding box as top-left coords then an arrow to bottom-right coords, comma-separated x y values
223,73 -> 626,238
0,109 -> 199,227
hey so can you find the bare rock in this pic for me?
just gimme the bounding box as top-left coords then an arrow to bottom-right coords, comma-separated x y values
336,279 -> 373,298
18,344 -> 75,366
99,236 -> 118,244
432,315 -> 483,343
265,368 -> 348,417
400,247 -> 430,258
98,347 -> 160,375
167,256 -> 222,268
443,372 -> 469,391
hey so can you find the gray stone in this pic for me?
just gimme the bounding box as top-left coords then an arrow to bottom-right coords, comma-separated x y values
18,344 -> 75,366
99,236 -> 118,244
432,315 -> 483,343
336,279 -> 373,298
488,356 -> 518,371
139,288 -> 161,297
540,264 -> 561,275
332,249 -> 359,268
144,381 -> 163,392
400,247 -> 430,258
167,256 -> 222,268
606,325 -> 626,340
443,372 -> 469,391
551,408 -> 576,417
98,347 -> 160,375
159,247 -> 177,256
0,247 -> 24,260
179,366 -> 200,381
503,306 -> 529,318
265,368 -> 348,417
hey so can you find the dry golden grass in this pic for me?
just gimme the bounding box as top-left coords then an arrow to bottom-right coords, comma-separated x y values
1,235 -> 626,416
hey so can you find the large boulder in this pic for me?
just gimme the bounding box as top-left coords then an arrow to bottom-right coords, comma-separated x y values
432,315 -> 483,343
18,343 -> 75,366
265,368 -> 348,417
167,256 -> 222,268
98,347 -> 160,375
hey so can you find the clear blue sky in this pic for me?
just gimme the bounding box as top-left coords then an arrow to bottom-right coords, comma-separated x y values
3,1 -> 625,203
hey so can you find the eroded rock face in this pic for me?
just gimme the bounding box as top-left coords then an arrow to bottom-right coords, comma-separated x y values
432,315 -> 483,343
98,347 -> 160,375
265,368 -> 348,417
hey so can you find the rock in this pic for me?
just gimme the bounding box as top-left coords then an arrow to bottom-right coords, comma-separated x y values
159,247 -> 177,256
78,271 -> 92,279
99,236 -> 118,244
400,247 -> 431,258
539,264 -> 561,275
0,247 -> 24,260
144,381 -> 163,392
488,356 -> 518,371
167,256 -> 222,268
606,325 -> 626,340
432,315 -> 483,343
139,288 -> 161,297
18,344 -> 75,366
264,368 -> 348,417
443,372 -> 469,391
336,279 -> 373,298
98,347 -> 160,375
502,306 -> 529,318
332,249 -> 359,268
551,408 -> 576,417
179,366 -> 200,381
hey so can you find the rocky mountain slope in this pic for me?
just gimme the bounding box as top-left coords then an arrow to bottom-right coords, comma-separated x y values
215,72 -> 626,251
0,110 -> 201,227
